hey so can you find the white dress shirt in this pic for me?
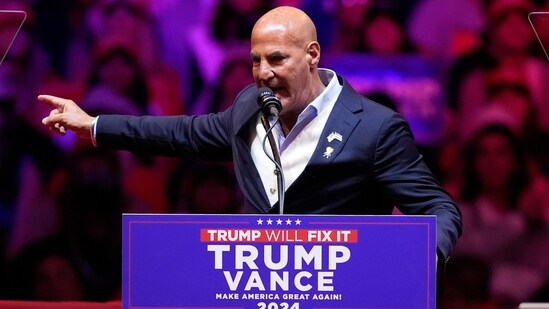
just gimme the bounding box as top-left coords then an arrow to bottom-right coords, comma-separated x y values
250,68 -> 343,206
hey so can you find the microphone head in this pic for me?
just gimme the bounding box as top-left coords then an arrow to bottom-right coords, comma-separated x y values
256,87 -> 276,106
256,87 -> 282,117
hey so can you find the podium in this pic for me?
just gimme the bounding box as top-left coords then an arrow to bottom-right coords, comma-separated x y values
122,214 -> 437,309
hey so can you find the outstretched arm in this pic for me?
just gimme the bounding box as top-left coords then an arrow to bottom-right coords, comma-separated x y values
38,95 -> 97,141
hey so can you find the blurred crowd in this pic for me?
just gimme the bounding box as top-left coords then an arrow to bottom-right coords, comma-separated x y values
0,0 -> 548,307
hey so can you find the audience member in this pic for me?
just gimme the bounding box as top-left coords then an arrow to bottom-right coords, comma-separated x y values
149,0 -> 212,107
453,120 -> 548,307
167,161 -> 242,214
6,240 -> 86,301
328,0 -> 371,54
407,0 -> 485,65
455,122 -> 528,260
3,147 -> 127,301
351,6 -> 451,177
86,0 -> 184,116
358,7 -> 416,54
186,0 -> 272,112
485,75 -> 549,175
441,71 -> 549,198
192,54 -> 254,114
80,38 -> 148,116
87,0 -> 156,73
186,163 -> 242,214
31,0 -> 80,79
45,147 -> 124,301
448,0 -> 549,132
438,256 -> 501,309
79,38 -> 173,213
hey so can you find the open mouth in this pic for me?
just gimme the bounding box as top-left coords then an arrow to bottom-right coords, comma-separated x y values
270,87 -> 284,97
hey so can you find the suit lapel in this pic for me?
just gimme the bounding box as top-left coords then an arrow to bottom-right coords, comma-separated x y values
308,80 -> 363,165
232,80 -> 364,213
232,86 -> 272,213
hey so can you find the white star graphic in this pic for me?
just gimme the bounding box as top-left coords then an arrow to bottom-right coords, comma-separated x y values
286,219 -> 292,225
267,219 -> 273,225
276,219 -> 283,225
295,219 -> 302,225
257,219 -> 263,225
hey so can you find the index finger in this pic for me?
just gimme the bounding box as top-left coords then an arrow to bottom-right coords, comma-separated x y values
37,94 -> 69,109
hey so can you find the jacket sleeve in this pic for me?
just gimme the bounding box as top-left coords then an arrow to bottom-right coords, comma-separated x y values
95,110 -> 234,160
373,112 -> 462,263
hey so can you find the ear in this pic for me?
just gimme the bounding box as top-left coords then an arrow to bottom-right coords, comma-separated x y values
306,41 -> 320,66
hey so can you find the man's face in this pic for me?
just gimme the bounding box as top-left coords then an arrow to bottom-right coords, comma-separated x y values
250,24 -> 315,117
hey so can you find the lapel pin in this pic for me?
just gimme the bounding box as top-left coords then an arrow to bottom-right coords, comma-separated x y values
327,132 -> 343,143
323,146 -> 334,158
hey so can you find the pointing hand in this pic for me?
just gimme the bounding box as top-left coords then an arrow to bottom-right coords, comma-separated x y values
39,95 -> 96,140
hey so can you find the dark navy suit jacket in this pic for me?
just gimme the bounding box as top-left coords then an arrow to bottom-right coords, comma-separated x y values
96,76 -> 462,261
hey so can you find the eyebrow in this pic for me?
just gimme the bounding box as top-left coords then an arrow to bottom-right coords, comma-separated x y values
250,50 -> 286,60
267,51 -> 285,59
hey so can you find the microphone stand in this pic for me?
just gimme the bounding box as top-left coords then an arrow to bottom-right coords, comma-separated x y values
260,115 -> 285,215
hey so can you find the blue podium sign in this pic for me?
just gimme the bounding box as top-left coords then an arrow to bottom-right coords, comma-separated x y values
122,214 -> 436,309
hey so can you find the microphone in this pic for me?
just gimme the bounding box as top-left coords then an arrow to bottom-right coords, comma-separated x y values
256,87 -> 285,214
256,87 -> 282,117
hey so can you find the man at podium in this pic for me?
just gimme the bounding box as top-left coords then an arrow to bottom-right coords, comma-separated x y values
39,6 -> 462,268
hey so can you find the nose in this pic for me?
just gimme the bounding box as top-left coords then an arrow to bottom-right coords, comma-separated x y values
255,60 -> 274,83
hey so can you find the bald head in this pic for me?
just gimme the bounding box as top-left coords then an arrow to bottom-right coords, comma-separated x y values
252,6 -> 318,47
250,6 -> 325,132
